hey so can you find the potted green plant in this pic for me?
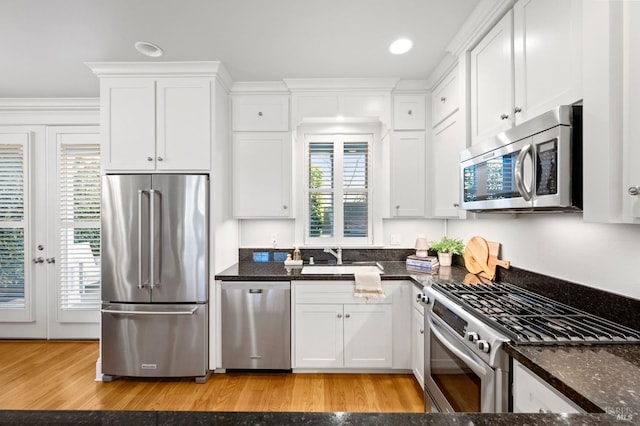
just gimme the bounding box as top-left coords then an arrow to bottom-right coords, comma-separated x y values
430,236 -> 465,267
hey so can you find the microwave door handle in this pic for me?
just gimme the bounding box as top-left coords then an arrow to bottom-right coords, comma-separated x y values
428,316 -> 488,378
515,144 -> 533,201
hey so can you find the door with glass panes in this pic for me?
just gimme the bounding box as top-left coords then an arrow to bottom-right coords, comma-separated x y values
0,126 -> 100,339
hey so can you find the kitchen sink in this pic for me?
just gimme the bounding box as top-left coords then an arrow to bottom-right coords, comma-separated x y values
300,264 -> 384,275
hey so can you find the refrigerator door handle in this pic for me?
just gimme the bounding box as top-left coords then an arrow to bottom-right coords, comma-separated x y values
137,189 -> 148,289
149,189 -> 160,289
101,307 -> 198,316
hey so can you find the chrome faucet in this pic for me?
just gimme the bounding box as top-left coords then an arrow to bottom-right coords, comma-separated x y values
324,247 -> 342,265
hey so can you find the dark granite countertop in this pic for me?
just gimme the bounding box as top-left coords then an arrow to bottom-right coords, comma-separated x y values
506,343 -> 640,417
0,410 -> 631,425
215,260 -> 469,287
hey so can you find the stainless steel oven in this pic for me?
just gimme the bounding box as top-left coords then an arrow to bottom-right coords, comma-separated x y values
419,286 -> 509,413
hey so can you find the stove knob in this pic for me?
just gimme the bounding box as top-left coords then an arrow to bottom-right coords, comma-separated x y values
477,340 -> 491,353
466,332 -> 479,343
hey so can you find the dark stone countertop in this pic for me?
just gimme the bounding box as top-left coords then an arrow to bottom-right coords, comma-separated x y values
0,410 -> 630,425
215,260 -> 468,286
505,343 -> 640,417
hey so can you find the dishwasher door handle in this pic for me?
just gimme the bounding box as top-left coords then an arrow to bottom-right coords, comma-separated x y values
249,289 -> 263,294
221,281 -> 290,290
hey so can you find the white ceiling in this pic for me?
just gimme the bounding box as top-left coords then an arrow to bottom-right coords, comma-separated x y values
0,0 -> 479,98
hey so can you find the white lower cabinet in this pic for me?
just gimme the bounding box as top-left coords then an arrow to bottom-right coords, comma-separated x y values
293,280 -> 403,370
512,359 -> 584,413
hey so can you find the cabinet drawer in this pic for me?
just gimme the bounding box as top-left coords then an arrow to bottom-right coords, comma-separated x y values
232,95 -> 289,131
432,70 -> 459,127
393,95 -> 426,130
293,281 -> 392,304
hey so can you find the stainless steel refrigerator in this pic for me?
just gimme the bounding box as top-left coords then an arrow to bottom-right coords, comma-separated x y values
100,174 -> 209,382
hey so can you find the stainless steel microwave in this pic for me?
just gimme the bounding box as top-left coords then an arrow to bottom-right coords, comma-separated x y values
460,105 -> 582,212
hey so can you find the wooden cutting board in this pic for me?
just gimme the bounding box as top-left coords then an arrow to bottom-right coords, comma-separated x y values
487,241 -> 510,269
463,236 -> 491,276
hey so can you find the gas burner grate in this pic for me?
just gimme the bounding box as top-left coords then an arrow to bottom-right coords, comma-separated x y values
431,280 -> 640,345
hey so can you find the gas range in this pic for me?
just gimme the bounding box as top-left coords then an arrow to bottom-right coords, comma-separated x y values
430,279 -> 640,345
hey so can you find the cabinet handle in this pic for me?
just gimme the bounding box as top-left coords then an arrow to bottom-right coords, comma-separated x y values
283,205 -> 288,210
46,257 -> 55,264
258,111 -> 263,117
147,156 -> 153,162
440,97 -> 446,103
514,106 -> 522,114
345,314 -> 350,319
407,109 -> 413,116
33,257 -> 44,264
453,203 -> 460,207
395,205 -> 400,209
500,113 -> 509,120
337,314 -> 342,318
629,186 -> 640,196
420,329 -> 424,334
157,156 -> 163,162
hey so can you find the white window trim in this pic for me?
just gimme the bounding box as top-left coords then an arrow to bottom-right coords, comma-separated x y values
294,122 -> 384,247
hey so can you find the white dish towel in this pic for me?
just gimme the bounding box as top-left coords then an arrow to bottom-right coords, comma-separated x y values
353,271 -> 385,300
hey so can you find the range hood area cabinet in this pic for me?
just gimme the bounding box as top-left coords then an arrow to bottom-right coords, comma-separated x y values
469,0 -> 582,144
87,62 -> 231,173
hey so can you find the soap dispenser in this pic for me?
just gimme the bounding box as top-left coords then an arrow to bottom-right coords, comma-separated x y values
292,246 -> 302,261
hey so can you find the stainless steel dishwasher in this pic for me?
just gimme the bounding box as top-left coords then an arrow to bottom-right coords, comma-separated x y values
221,281 -> 291,370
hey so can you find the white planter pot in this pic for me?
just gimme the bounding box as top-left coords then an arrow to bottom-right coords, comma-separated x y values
437,252 -> 453,267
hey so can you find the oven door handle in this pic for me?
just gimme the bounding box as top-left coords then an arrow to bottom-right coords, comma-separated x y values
428,315 -> 488,378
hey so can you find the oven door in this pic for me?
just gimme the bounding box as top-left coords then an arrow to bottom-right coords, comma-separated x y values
424,313 -> 496,413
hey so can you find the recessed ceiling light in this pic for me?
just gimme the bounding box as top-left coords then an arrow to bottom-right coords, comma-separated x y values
389,38 -> 413,55
134,41 -> 164,58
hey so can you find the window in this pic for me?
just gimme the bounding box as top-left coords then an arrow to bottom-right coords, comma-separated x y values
57,140 -> 101,317
306,134 -> 372,245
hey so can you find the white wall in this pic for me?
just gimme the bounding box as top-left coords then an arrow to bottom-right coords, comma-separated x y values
448,214 -> 640,299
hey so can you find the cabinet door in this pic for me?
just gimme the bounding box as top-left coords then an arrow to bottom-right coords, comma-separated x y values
431,113 -> 464,218
101,78 -> 156,171
156,78 -> 211,171
623,1 -> 640,220
514,0 -> 582,124
232,95 -> 289,131
390,132 -> 425,217
470,10 -> 514,143
512,360 -> 583,413
294,304 -> 343,368
232,133 -> 291,218
343,304 -> 392,368
394,95 -> 426,130
432,70 -> 459,127
412,308 -> 425,389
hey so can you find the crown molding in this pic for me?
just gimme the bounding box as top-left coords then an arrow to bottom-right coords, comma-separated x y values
446,0 -> 515,56
85,61 -> 233,90
425,54 -> 459,89
0,98 -> 99,125
283,78 -> 400,92
391,80 -> 430,94
231,81 -> 290,94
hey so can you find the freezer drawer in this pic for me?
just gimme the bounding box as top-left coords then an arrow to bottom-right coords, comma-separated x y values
101,303 -> 208,379
221,282 -> 291,370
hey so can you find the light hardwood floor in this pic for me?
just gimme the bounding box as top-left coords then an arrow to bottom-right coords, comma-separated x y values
0,341 -> 424,412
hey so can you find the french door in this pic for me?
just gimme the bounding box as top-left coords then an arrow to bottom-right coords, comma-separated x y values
0,126 -> 101,339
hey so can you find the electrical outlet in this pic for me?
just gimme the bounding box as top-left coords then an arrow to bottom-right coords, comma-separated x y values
390,233 -> 401,245
271,233 -> 278,247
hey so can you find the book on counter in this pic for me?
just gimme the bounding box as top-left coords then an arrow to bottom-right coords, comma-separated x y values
406,264 -> 439,274
406,255 -> 439,270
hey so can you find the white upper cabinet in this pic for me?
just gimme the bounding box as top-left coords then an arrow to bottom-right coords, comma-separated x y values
431,112 -> 464,218
89,62 -> 229,173
232,95 -> 289,131
513,0 -> 582,124
232,132 -> 291,218
390,132 -> 426,217
393,95 -> 426,130
470,10 -> 514,143
100,77 -> 211,172
431,71 -> 459,128
470,1 -> 582,144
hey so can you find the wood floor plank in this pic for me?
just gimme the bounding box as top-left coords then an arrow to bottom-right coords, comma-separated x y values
0,341 -> 424,412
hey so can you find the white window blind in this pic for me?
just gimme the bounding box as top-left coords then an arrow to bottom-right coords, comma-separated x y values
58,143 -> 101,311
306,135 -> 371,244
0,144 -> 26,310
